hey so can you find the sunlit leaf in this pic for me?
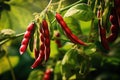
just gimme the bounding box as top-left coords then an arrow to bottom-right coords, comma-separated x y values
28,69 -> 43,80
64,17 -> 82,35
84,43 -> 96,55
0,29 -> 15,41
61,47 -> 82,78
50,41 -> 59,58
0,56 -> 19,74
54,61 -> 62,80
79,20 -> 91,35
64,3 -> 94,21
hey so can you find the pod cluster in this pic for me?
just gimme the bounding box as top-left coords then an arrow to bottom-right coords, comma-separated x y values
19,20 -> 50,69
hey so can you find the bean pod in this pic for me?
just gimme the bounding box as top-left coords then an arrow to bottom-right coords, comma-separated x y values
98,20 -> 110,51
19,22 -> 35,55
55,31 -> 62,48
41,20 -> 50,62
55,13 -> 87,46
31,26 -> 45,69
107,8 -> 119,42
43,68 -> 53,80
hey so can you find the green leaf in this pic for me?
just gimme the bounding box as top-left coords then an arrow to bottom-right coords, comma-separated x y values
50,41 -> 59,59
84,43 -> 96,55
0,56 -> 19,74
0,47 -> 5,58
0,29 -> 15,41
29,35 -> 34,52
61,47 -> 82,78
27,70 -> 43,80
64,3 -> 94,21
64,17 -> 82,35
0,0 -> 48,33
54,61 -> 62,80
79,20 -> 91,35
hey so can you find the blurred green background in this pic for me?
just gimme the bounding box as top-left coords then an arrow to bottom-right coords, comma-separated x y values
0,0 -> 120,80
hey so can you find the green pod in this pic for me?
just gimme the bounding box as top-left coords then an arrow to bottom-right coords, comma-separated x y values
29,35 -> 34,52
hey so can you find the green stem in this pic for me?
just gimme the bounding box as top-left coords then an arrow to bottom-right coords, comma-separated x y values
88,0 -> 98,42
51,0 -> 82,24
0,32 -> 24,46
60,0 -> 82,12
93,0 -> 98,13
43,0 -> 53,13
6,54 -> 16,80
56,0 -> 64,12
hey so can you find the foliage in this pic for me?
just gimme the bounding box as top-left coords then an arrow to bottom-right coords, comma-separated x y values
0,0 -> 120,80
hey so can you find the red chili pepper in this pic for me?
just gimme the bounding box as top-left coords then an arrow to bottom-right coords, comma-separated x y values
19,22 -> 35,55
98,20 -> 110,50
55,13 -> 87,46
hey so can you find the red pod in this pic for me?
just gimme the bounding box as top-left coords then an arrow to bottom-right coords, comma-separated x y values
31,25 -> 46,69
31,50 -> 44,69
97,9 -> 101,18
34,48 -> 39,59
24,31 -> 31,38
42,20 -> 49,30
55,13 -> 64,23
55,13 -> 87,46
21,38 -> 29,45
19,45 -> 27,55
109,15 -> 117,25
55,32 -> 62,48
110,24 -> 119,33
100,27 -> 110,50
42,20 -> 50,38
98,20 -> 110,50
45,47 -> 50,62
107,33 -> 118,43
45,38 -> 50,47
31,43 -> 45,69
114,0 -> 120,7
41,20 -> 51,62
27,22 -> 35,31
43,68 -> 53,80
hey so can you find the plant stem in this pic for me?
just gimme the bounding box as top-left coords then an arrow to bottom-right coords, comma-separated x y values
56,0 -> 64,12
0,32 -> 24,46
6,54 -> 16,80
88,0 -> 98,42
93,0 -> 98,14
60,0 -> 82,12
51,0 -> 82,24
43,0 -> 53,13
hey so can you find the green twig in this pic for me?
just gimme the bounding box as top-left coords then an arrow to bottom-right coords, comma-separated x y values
0,32 -> 24,46
43,0 -> 53,13
6,55 -> 16,80
60,0 -> 82,12
56,0 -> 64,12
